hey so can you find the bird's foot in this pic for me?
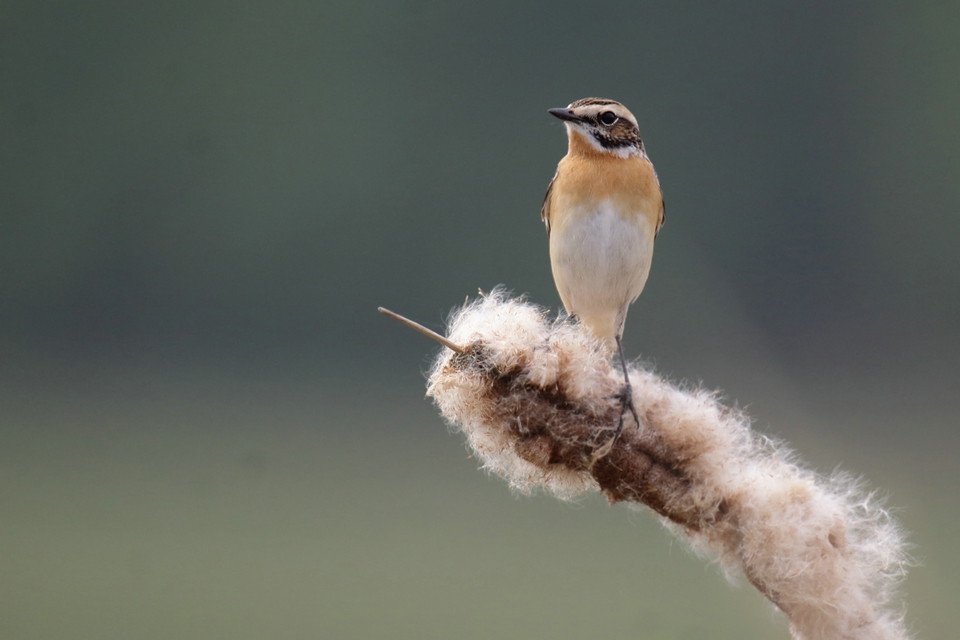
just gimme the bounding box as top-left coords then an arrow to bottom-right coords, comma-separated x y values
592,384 -> 638,462
596,335 -> 639,454
609,382 -> 640,443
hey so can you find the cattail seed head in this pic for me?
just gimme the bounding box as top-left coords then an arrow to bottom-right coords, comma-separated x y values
426,290 -> 911,640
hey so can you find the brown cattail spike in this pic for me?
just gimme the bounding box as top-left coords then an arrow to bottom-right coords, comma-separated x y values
425,289 -> 911,640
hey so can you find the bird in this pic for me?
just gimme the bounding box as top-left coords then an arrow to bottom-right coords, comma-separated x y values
542,97 -> 664,438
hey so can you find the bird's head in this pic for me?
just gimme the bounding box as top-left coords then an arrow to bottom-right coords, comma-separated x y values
549,98 -> 644,157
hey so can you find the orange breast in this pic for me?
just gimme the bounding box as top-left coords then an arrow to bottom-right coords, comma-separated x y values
550,132 -> 663,233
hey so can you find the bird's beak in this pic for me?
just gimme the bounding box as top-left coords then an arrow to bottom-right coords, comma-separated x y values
548,108 -> 582,123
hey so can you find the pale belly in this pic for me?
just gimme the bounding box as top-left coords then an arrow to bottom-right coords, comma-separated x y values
549,201 -> 655,344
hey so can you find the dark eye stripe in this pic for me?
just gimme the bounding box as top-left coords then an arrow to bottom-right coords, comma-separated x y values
591,131 -> 644,150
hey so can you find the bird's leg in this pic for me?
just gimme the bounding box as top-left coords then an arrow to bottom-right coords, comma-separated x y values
611,335 -> 640,442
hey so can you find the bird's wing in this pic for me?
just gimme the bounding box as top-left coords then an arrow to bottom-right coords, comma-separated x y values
541,169 -> 558,237
655,196 -> 665,239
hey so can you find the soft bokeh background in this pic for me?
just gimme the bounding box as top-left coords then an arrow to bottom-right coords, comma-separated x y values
2,1 -> 958,638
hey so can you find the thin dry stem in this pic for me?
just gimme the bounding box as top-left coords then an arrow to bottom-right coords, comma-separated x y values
378,306 -> 467,354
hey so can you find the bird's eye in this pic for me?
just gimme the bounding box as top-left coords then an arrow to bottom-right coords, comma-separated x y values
598,111 -> 618,126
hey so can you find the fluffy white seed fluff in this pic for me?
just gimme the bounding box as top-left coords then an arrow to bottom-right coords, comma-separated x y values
426,290 -> 910,640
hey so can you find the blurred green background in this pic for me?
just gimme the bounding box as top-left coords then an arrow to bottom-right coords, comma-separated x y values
2,1 -> 958,638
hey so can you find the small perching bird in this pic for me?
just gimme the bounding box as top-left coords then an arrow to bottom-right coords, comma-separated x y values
542,97 -> 665,436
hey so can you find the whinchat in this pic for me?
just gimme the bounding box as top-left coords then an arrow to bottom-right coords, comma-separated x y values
542,97 -> 664,434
